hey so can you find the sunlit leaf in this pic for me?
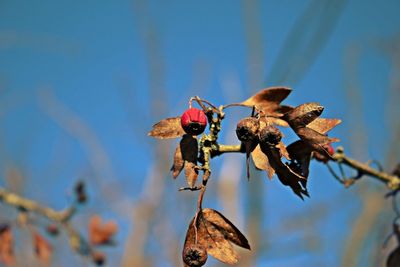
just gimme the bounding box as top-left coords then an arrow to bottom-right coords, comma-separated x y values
307,118 -> 341,134
184,162 -> 199,188
284,102 -> 324,127
148,117 -> 185,139
183,209 -> 250,266
240,87 -> 292,116
171,144 -> 184,178
251,145 -> 275,178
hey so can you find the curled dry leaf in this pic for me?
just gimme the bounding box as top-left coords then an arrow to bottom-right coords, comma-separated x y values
0,224 -> 14,265
33,232 -> 52,263
88,215 -> 118,246
241,87 -> 292,116
287,118 -> 341,184
171,135 -> 198,179
171,145 -> 184,178
307,118 -> 342,134
184,162 -> 199,188
294,127 -> 339,158
260,142 -> 308,199
148,117 -> 185,139
251,145 -> 275,178
284,102 -> 324,128
183,208 -> 250,266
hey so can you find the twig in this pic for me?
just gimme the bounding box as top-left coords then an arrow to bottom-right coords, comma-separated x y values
0,186 -> 93,257
331,146 -> 400,190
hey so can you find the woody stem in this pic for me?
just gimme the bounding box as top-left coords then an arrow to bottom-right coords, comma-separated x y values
331,147 -> 400,190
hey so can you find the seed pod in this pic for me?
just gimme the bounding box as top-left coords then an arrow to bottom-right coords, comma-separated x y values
182,244 -> 208,267
181,108 -> 208,135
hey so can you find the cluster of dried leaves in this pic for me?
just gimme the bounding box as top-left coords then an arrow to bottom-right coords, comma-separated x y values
0,181 -> 118,266
0,215 -> 117,266
149,87 -> 341,266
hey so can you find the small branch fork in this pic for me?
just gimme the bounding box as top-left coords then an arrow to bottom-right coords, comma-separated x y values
328,146 -> 400,190
0,184 -> 95,259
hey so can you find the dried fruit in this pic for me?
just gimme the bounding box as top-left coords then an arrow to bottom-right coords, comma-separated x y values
181,108 -> 207,136
183,209 -> 250,265
182,244 -> 208,267
236,117 -> 260,179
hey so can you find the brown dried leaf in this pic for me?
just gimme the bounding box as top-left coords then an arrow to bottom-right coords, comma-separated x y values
202,209 -> 250,249
184,162 -> 199,188
171,144 -> 184,178
241,87 -> 292,116
33,232 -> 52,263
0,225 -> 14,265
260,142 -> 308,199
260,116 -> 289,128
180,135 -> 198,163
284,102 -> 324,128
307,118 -> 342,134
251,145 -> 275,178
286,140 -> 312,185
88,215 -> 118,246
183,209 -> 250,266
294,126 -> 340,158
276,141 -> 290,160
148,117 -> 185,139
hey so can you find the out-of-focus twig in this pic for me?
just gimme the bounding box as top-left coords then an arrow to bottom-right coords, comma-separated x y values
330,147 -> 400,190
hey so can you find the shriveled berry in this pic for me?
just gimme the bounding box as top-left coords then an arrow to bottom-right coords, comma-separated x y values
236,117 -> 260,142
181,108 -> 207,135
182,244 -> 207,267
259,125 -> 282,145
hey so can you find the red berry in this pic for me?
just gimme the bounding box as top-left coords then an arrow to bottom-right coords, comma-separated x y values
181,108 -> 207,135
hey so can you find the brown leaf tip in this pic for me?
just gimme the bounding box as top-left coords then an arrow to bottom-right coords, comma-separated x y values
182,244 -> 208,267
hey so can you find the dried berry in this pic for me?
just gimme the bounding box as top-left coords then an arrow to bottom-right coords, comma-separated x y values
181,108 -> 207,136
182,244 -> 208,267
236,117 -> 260,142
236,117 -> 260,179
259,125 -> 282,145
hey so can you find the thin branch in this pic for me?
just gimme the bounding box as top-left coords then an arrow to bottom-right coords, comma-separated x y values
331,146 -> 400,190
0,186 -> 94,258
